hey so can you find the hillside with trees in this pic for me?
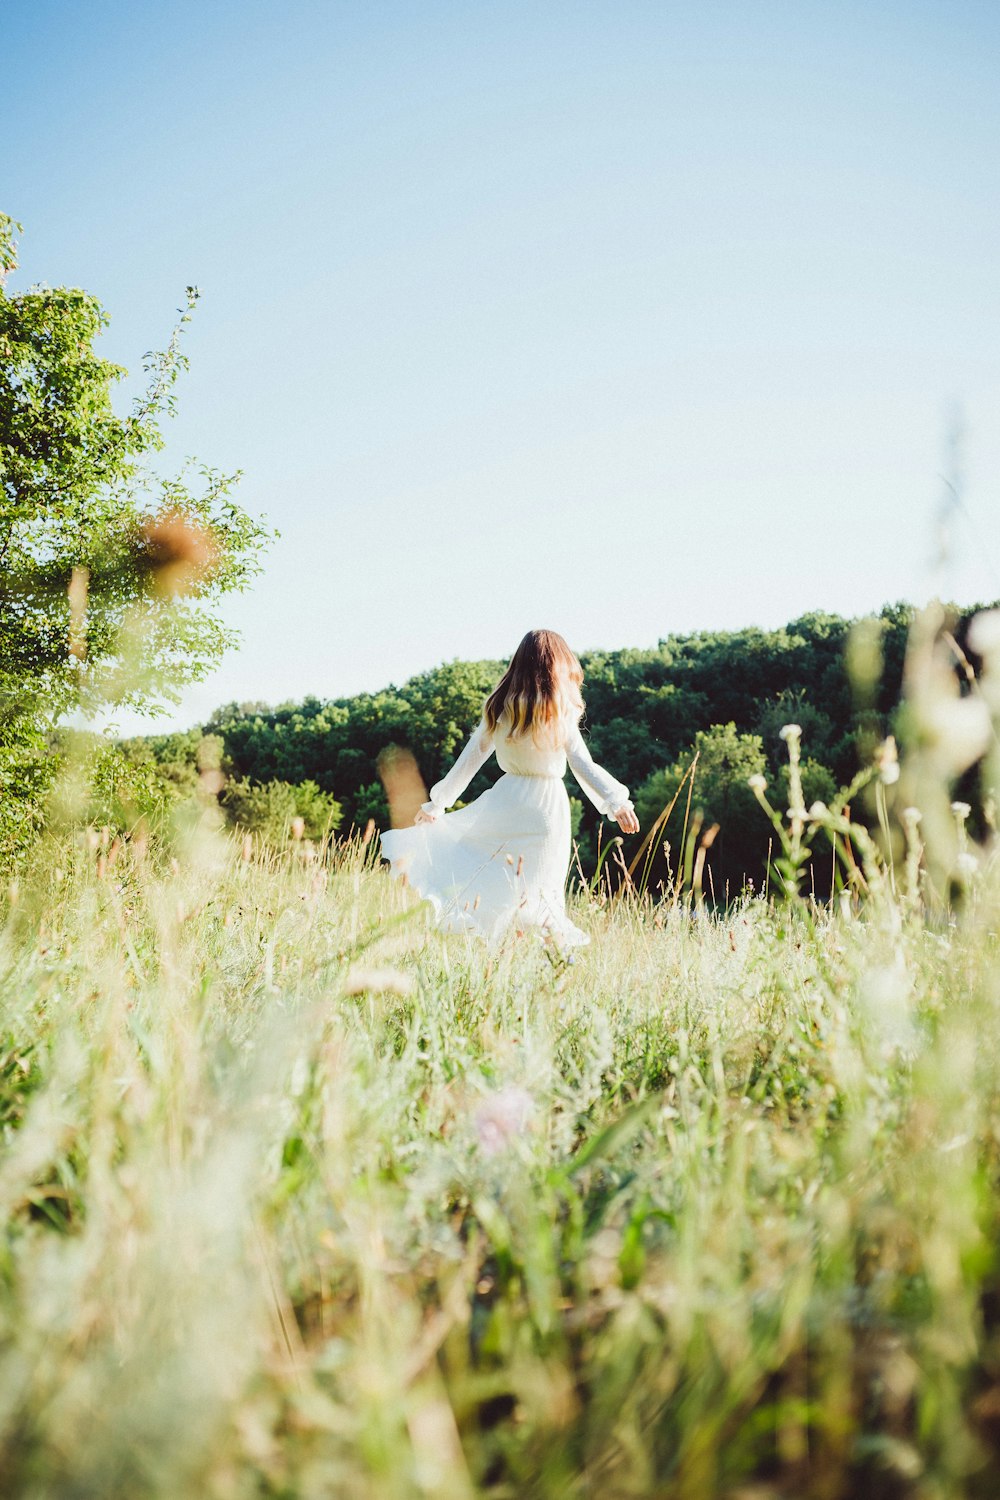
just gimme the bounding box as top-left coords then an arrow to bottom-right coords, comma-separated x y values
122,601 -> 991,893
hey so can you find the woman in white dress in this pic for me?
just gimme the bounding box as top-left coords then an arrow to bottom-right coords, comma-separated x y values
380,630 -> 640,947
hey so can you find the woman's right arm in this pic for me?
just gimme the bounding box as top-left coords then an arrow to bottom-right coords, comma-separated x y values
417,720 -> 495,821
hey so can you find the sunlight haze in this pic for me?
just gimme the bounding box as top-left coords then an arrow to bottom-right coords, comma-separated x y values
7,0 -> 1000,731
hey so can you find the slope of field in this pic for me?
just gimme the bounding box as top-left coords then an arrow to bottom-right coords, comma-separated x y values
1,813 -> 999,1498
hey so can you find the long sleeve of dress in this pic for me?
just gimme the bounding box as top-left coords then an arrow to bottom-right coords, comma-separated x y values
422,720 -> 495,817
565,723 -> 632,819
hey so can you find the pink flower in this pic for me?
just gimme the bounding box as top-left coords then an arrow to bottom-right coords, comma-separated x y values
474,1086 -> 534,1157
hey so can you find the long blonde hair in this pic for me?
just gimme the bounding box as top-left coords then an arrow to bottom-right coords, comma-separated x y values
484,630 -> 584,744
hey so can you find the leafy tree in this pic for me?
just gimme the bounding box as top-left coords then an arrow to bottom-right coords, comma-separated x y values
634,724 -> 767,895
755,689 -> 836,772
349,780 -> 389,831
119,728 -> 220,805
0,214 -> 270,857
221,778 -> 342,843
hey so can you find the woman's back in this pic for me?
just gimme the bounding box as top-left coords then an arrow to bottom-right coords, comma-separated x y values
493,720 -> 568,778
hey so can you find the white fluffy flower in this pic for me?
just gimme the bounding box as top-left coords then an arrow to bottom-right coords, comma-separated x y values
968,608 -> 1000,658
925,697 -> 991,773
747,773 -> 768,793
778,724 -> 801,742
860,960 -> 916,1055
876,735 -> 900,784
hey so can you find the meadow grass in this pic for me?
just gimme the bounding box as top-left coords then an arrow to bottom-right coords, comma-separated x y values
1,802 -> 999,1500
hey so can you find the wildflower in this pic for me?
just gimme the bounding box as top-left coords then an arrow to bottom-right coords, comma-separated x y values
778,724 -> 801,743
950,801 -> 971,821
860,961 -> 916,1055
901,806 -> 922,825
474,1086 -> 534,1157
925,697 -> 991,772
968,608 -> 1000,658
876,735 -> 900,784
747,774 -> 767,794
807,801 -> 829,820
956,850 -> 978,877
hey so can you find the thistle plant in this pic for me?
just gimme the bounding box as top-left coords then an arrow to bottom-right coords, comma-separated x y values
747,603 -> 999,920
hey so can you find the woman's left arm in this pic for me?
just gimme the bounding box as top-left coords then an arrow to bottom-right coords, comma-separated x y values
565,724 -> 639,832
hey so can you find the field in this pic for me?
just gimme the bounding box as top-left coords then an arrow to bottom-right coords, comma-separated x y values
1,781 -> 1000,1500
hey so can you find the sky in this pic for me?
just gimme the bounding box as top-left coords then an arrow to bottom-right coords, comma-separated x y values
6,0 -> 1000,732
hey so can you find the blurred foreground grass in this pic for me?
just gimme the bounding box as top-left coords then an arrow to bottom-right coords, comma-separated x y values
2,809 -> 1000,1500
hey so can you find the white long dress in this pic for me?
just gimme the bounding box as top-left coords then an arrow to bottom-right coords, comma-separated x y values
379,717 -> 632,947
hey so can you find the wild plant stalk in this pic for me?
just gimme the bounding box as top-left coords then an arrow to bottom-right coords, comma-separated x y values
1,606 -> 999,1497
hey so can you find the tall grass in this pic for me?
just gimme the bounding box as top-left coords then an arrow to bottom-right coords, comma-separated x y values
2,610 -> 1000,1497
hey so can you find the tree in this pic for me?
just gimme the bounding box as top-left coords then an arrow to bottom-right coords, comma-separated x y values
221,778 -> 342,844
755,689 -> 836,772
0,214 -> 270,856
634,723 -> 768,895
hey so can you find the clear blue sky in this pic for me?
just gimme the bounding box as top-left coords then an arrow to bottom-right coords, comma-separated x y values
7,0 -> 1000,731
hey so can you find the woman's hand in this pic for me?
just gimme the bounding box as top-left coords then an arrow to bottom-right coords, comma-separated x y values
413,808 -> 438,825
615,805 -> 640,835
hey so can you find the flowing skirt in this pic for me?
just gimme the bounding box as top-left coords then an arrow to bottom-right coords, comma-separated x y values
380,773 -> 588,947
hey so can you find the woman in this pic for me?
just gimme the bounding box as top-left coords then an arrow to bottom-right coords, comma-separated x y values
380,630 -> 639,947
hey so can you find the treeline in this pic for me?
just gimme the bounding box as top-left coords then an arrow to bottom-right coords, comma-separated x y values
120,602 -> 990,891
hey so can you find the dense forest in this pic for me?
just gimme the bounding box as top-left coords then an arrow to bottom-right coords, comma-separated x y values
119,601 -> 990,894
